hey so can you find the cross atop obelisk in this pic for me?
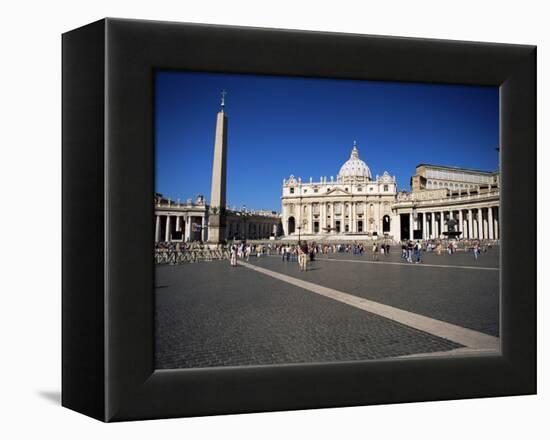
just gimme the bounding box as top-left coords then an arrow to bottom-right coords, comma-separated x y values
220,89 -> 227,110
208,91 -> 228,243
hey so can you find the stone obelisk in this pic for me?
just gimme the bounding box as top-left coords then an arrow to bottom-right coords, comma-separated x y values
207,91 -> 228,243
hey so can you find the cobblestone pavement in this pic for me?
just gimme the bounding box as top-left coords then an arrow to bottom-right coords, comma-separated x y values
155,261 -> 464,369
248,247 -> 499,337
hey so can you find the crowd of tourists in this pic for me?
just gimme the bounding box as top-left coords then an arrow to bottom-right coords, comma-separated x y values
157,237 -> 495,267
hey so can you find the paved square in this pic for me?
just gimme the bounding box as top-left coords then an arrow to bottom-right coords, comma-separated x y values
155,248 -> 499,369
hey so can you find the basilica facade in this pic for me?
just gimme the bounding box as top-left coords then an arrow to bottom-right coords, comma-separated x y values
281,142 -> 500,242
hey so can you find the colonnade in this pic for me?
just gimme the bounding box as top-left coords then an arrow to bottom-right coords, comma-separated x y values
412,205 -> 499,240
155,214 -> 206,243
225,221 -> 276,240
155,213 -> 280,242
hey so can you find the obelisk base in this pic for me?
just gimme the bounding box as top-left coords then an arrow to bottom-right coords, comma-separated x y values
207,213 -> 226,244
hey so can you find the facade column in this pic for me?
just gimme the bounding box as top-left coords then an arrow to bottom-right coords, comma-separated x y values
165,216 -> 171,242
375,203 -> 381,235
296,202 -> 302,236
468,209 -> 473,239
409,211 -> 414,240
351,202 -> 356,233
308,203 -> 313,234
320,203 -> 325,232
155,215 -> 161,242
430,212 -> 435,239
488,206 -> 494,239
459,210 -> 464,236
441,211 -> 447,235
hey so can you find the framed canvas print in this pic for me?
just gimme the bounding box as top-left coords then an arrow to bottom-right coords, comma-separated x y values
62,18 -> 536,422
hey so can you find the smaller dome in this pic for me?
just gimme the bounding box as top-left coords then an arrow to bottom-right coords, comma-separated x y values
338,142 -> 372,180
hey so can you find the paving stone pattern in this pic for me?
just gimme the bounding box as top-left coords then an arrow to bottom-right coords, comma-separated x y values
251,248 -> 500,337
155,261 -> 463,370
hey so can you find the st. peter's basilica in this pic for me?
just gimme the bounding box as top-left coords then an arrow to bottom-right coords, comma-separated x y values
281,142 -> 499,242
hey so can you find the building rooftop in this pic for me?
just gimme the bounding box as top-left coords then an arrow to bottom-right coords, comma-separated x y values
416,163 -> 498,175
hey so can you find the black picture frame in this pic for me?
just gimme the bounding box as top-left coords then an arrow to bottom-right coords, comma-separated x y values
62,18 -> 536,422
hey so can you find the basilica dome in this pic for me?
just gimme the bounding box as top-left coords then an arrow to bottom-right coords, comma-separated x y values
337,143 -> 372,181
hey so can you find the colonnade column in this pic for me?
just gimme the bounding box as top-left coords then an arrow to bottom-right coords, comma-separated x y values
184,215 -> 191,241
201,216 -> 206,241
155,216 -> 161,242
165,216 -> 171,242
479,209 -> 484,239
468,209 -> 473,239
459,210 -> 464,236
494,207 -> 499,240
422,212 -> 428,239
409,212 -> 414,240
488,207 -> 494,240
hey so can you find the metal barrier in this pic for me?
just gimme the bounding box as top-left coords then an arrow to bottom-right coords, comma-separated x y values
155,248 -> 230,265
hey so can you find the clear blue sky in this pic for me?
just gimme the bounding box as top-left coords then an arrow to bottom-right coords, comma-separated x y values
155,70 -> 498,212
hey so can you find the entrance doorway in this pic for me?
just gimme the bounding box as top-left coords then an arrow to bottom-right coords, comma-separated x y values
383,215 -> 390,233
400,213 -> 410,241
288,216 -> 295,234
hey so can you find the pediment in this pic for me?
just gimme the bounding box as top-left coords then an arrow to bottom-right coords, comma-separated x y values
326,188 -> 350,196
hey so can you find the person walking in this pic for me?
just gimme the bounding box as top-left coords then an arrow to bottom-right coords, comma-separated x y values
298,242 -> 308,271
407,241 -> 414,263
414,241 -> 422,263
230,245 -> 237,267
372,243 -> 379,261
309,243 -> 315,262
473,242 -> 480,260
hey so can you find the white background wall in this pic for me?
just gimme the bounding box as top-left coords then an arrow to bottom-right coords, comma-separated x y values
0,1 -> 546,437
